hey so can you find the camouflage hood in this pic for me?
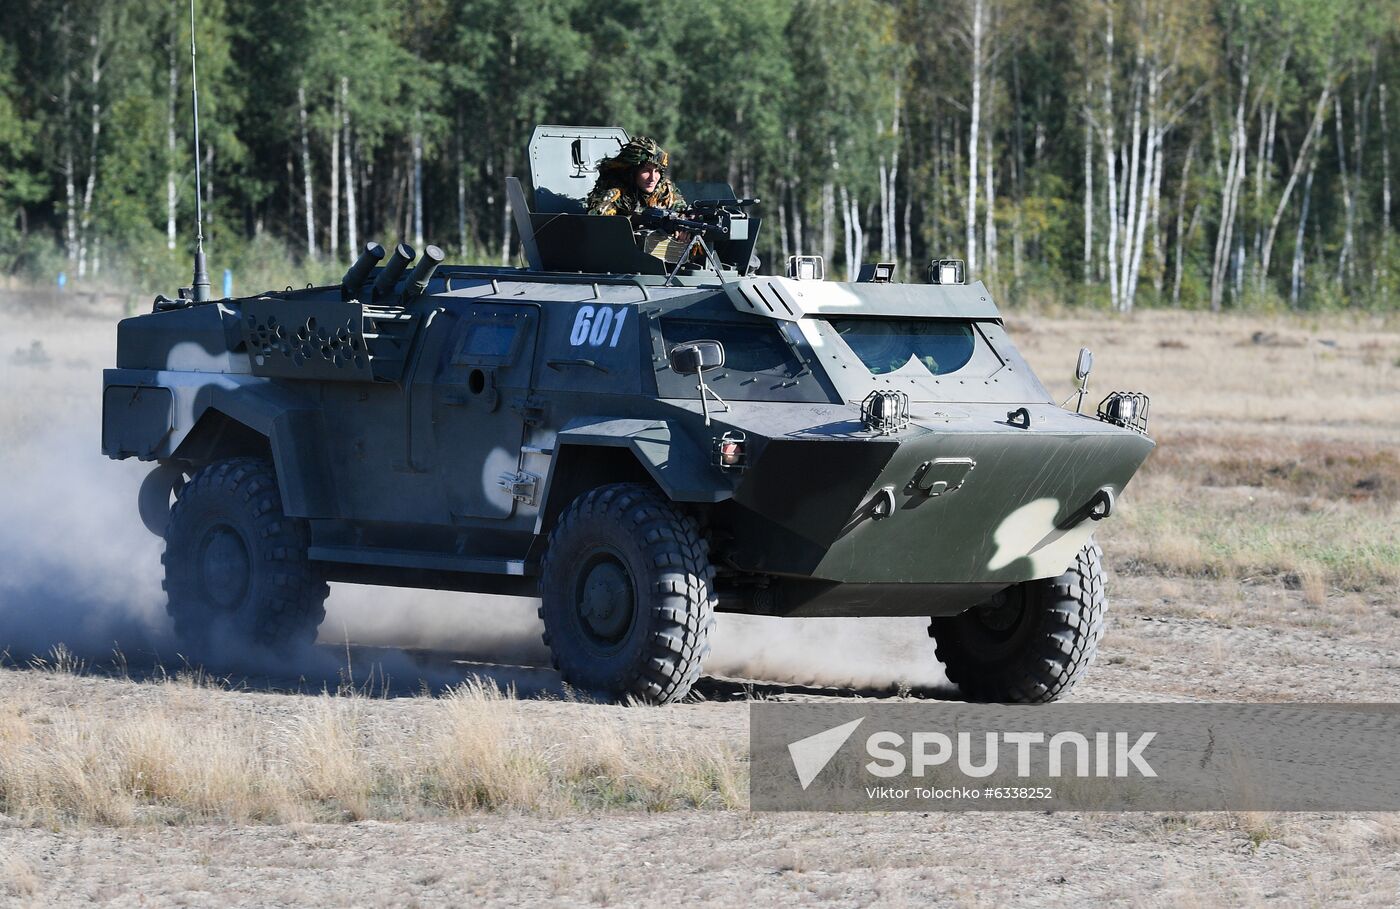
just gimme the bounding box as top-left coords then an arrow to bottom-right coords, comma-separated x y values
585,135 -> 684,214
599,136 -> 671,175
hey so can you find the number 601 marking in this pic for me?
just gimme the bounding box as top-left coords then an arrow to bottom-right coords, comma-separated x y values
569,305 -> 628,348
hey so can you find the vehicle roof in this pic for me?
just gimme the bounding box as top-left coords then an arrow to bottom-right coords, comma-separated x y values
722,277 -> 1002,322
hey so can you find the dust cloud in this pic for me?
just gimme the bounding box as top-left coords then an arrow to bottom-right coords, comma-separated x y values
1,301 -> 949,695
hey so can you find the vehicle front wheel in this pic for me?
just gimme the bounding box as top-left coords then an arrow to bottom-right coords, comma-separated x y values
538,483 -> 716,705
163,458 -> 328,659
929,540 -> 1106,703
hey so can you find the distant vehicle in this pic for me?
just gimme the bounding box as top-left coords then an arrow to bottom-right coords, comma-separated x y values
102,125 -> 1153,704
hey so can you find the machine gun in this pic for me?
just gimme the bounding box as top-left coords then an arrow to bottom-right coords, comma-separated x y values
639,197 -> 762,239
638,206 -> 719,237
636,198 -> 763,284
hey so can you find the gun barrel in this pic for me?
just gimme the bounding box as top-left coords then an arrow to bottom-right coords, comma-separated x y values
403,244 -> 445,302
372,243 -> 415,301
675,217 -> 721,234
341,242 -> 386,300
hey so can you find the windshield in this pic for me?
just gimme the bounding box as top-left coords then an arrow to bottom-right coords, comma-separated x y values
827,318 -> 976,376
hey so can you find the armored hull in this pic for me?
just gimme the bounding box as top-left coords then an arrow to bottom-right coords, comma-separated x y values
101,124 -> 1154,704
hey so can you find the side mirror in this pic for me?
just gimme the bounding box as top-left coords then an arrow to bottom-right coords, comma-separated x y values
1075,347 -> 1094,391
668,340 -> 725,376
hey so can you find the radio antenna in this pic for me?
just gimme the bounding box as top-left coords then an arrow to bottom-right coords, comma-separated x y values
188,0 -> 211,301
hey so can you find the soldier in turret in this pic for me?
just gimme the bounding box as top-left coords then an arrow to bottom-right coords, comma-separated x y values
585,136 -> 687,219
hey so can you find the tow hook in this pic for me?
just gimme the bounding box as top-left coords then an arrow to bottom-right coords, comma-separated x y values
1088,486 -> 1115,521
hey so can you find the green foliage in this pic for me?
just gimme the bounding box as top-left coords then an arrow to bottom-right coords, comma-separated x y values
0,40 -> 43,271
0,0 -> 1394,313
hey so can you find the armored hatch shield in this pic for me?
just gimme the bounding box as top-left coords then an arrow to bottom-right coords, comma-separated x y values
522,124 -> 665,273
527,125 -> 630,213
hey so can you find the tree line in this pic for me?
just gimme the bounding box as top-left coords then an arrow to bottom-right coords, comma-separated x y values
0,0 -> 1396,311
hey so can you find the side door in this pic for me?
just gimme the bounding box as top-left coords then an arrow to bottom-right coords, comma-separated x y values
432,301 -> 540,521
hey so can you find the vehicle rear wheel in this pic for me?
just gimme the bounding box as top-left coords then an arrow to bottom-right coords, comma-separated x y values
539,483 -> 715,705
163,458 -> 328,658
928,540 -> 1106,704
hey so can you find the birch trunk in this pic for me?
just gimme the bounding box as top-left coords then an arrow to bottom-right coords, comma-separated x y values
500,151 -> 513,265
412,121 -> 423,250
778,182 -> 789,264
1334,93 -> 1353,283
166,39 -> 178,251
1250,101 -> 1277,269
1349,72 -> 1369,286
878,158 -> 890,260
1123,100 -> 1158,313
852,194 -> 865,270
64,144 -> 77,267
888,83 -> 901,267
342,79 -> 357,255
1119,60 -> 1144,310
821,181 -> 835,263
1148,125 -> 1165,297
1382,81 -> 1392,304
61,12 -> 77,266
484,156 -> 496,261
1258,84 -> 1330,286
840,184 -> 854,279
298,85 -> 316,260
1291,152 -> 1317,306
965,0 -> 983,275
1102,8 -> 1119,310
330,95 -> 341,261
456,112 -> 467,257
776,183 -> 790,264
983,125 -> 996,279
1383,82 -> 1392,233
790,175 -> 804,257
1210,72 -> 1249,312
902,191 -> 913,278
78,31 -> 103,279
1083,99 -> 1093,284
1172,141 -> 1196,306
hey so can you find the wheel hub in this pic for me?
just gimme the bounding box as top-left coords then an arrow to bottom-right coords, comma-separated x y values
974,591 -> 1023,634
578,558 -> 633,643
199,523 -> 251,611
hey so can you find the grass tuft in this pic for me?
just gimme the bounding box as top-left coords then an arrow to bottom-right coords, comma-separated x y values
0,674 -> 746,827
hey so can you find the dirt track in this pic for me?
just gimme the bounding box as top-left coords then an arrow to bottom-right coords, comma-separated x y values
5,570 -> 1400,907
3,296 -> 1399,906
9,808 -> 1398,908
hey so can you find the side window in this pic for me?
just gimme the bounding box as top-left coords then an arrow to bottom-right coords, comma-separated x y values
451,317 -> 522,366
659,318 -> 801,377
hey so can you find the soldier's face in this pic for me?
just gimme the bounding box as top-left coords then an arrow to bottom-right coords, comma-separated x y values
635,163 -> 662,194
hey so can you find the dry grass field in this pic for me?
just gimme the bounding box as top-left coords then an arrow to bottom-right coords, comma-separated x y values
1,292 -> 1398,907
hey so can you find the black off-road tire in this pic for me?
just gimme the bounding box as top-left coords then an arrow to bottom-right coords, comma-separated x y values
539,483 -> 716,705
929,540 -> 1106,704
163,458 -> 328,658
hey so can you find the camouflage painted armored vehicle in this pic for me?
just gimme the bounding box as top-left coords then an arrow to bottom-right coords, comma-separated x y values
102,126 -> 1154,704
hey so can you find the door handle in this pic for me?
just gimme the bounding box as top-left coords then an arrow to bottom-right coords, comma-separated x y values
546,358 -> 607,373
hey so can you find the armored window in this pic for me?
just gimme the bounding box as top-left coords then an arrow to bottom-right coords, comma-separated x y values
451,318 -> 521,365
825,318 -> 976,376
659,318 -> 801,376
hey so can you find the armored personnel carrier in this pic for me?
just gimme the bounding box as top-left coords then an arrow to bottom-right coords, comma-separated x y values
102,126 -> 1153,704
